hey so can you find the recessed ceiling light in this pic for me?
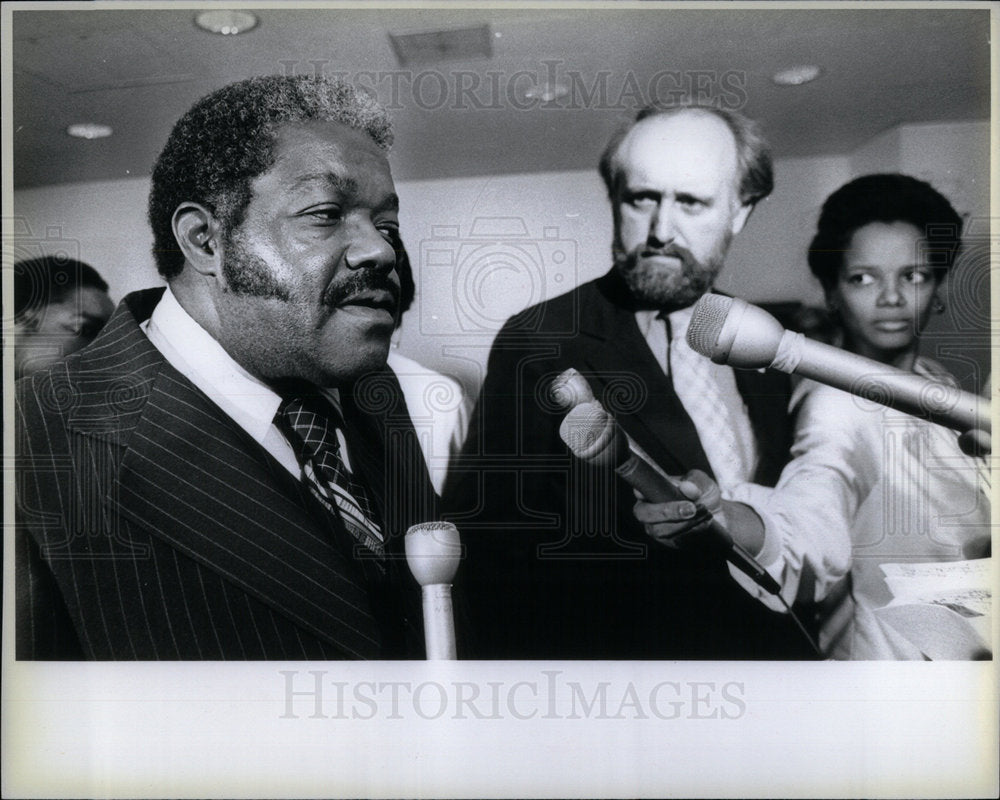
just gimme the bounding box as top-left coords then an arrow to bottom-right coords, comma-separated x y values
194,10 -> 258,36
67,123 -> 113,139
772,65 -> 822,86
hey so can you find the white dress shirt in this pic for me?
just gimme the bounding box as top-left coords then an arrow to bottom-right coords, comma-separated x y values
387,349 -> 470,495
142,286 -> 352,479
634,303 -> 759,488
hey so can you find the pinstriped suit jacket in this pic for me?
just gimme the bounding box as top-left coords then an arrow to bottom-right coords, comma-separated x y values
16,288 -> 437,660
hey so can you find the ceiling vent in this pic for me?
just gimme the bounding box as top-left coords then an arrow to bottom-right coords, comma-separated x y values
388,24 -> 492,66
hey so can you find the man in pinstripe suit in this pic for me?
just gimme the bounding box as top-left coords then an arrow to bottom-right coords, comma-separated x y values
16,75 -> 437,659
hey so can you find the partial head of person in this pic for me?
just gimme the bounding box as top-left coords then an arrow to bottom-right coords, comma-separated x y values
13,255 -> 114,378
599,103 -> 773,312
808,173 -> 962,367
148,74 -> 402,388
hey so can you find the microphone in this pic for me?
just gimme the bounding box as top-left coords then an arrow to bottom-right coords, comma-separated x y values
549,367 -> 595,409
687,294 -> 991,436
405,522 -> 462,660
559,401 -> 781,595
550,368 -> 674,482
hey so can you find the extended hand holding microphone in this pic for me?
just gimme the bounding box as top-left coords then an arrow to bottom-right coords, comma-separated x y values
405,522 -> 462,660
687,294 -> 991,445
557,398 -> 782,595
550,368 -> 673,483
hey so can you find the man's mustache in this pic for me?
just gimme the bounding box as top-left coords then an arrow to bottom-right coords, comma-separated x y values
639,244 -> 696,266
322,269 -> 401,312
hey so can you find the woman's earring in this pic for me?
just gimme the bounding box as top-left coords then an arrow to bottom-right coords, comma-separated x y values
932,295 -> 946,314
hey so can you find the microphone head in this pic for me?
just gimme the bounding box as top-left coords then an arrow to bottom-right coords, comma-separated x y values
559,401 -> 628,468
687,294 -> 734,361
550,367 -> 595,410
405,522 -> 462,586
688,295 -> 785,369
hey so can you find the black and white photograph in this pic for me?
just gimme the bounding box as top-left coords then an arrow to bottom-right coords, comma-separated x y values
2,1 -> 996,797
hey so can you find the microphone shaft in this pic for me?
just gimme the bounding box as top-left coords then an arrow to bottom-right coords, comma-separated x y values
789,334 -> 989,433
421,584 -> 457,660
617,451 -> 782,595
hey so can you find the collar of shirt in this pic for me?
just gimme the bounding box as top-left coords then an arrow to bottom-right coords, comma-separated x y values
141,286 -> 348,476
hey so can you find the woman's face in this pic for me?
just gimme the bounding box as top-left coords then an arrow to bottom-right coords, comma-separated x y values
829,221 -> 940,365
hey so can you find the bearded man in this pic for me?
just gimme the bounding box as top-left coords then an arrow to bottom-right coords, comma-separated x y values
16,75 -> 437,660
444,105 -> 814,659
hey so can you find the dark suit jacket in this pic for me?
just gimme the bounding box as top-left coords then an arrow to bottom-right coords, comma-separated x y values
444,270 -> 814,659
16,288 -> 438,660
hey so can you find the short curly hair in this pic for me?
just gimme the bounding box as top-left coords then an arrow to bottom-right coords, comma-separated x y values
598,103 -> 773,206
808,173 -> 963,293
148,74 -> 393,279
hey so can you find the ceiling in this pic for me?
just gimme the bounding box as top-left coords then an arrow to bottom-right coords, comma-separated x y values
9,4 -> 992,189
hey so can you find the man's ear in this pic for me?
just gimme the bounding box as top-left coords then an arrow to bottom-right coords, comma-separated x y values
731,202 -> 754,236
173,203 -> 222,277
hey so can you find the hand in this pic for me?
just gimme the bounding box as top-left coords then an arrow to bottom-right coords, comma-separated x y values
957,428 -> 991,457
633,469 -> 722,550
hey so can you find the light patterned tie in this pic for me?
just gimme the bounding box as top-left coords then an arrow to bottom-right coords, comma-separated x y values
277,394 -> 385,557
665,311 -> 757,490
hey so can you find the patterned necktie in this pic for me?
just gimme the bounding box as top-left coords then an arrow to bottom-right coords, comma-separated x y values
277,394 -> 385,558
665,311 -> 757,491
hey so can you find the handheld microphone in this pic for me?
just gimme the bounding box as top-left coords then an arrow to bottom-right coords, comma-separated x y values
549,367 -> 595,409
559,401 -> 781,595
405,522 -> 462,660
550,368 -> 673,482
687,295 -> 991,437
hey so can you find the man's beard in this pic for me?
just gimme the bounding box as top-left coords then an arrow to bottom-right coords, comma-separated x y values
214,231 -> 401,385
613,238 -> 729,311
221,229 -> 291,300
220,230 -> 400,313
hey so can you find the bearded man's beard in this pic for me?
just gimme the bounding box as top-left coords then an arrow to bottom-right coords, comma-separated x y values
613,238 -> 729,311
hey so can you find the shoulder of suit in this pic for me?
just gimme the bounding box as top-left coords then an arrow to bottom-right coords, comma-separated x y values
496,276 -> 604,337
16,288 -> 170,432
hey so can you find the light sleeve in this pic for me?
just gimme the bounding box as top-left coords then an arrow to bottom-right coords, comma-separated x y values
723,380 -> 882,611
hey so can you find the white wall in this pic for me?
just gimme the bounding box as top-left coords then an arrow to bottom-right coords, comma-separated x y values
9,155 -> 853,392
11,119 -> 990,394
12,179 -> 160,302
721,154 -> 851,306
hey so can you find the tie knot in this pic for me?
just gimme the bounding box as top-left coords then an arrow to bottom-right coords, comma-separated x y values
277,394 -> 344,465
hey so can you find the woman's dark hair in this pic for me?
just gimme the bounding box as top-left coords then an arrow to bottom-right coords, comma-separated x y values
13,256 -> 108,321
808,173 -> 963,292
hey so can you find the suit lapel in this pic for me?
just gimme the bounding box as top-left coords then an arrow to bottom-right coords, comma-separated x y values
342,369 -> 437,655
69,289 -> 384,658
574,274 -> 713,478
342,368 -> 438,550
114,371 -> 383,657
